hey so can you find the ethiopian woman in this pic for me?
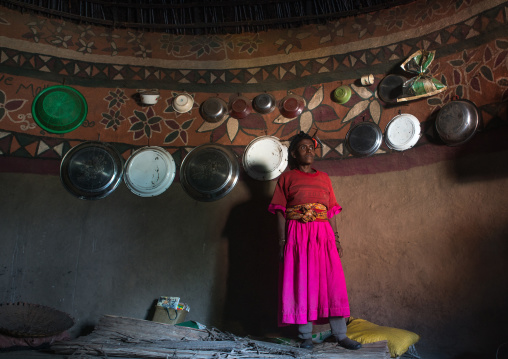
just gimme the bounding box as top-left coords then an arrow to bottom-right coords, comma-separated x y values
268,131 -> 361,350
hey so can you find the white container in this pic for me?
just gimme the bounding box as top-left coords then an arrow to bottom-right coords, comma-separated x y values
384,113 -> 421,151
124,146 -> 176,197
361,74 -> 374,86
243,136 -> 288,181
138,89 -> 160,105
173,94 -> 194,113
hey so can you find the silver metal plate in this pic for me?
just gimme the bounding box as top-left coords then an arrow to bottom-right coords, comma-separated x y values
180,143 -> 239,202
60,141 -> 124,200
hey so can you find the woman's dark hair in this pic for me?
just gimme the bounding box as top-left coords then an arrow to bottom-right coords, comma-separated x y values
288,131 -> 316,169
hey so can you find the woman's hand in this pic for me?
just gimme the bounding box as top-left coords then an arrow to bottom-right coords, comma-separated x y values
336,241 -> 344,258
277,211 -> 286,261
329,218 -> 343,257
279,240 -> 286,260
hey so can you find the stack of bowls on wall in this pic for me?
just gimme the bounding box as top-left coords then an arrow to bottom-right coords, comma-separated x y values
199,92 -> 307,120
384,113 -> 422,151
124,146 -> 176,197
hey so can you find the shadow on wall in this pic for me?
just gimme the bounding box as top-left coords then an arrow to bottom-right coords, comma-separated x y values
221,175 -> 283,337
449,118 -> 508,183
435,138 -> 508,359
443,224 -> 508,359
145,298 -> 158,321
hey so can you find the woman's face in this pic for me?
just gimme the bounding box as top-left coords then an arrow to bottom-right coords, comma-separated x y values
292,138 -> 315,166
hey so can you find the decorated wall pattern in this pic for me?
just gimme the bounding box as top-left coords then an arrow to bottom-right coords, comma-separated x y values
0,0 -> 507,175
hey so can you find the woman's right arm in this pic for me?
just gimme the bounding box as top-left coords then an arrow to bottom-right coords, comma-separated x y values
276,211 -> 286,260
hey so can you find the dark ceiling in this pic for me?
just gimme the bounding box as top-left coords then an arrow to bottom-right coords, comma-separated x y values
1,0 -> 415,34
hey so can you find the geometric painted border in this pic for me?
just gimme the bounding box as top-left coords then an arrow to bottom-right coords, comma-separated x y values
1,3 -> 507,92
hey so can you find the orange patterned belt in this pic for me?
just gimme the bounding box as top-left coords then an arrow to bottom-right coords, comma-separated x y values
286,203 -> 328,223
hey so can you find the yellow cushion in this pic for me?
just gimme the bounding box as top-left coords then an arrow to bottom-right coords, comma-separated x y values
346,317 -> 420,357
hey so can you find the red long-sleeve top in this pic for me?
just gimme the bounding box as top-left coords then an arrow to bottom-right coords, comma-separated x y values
268,168 -> 342,218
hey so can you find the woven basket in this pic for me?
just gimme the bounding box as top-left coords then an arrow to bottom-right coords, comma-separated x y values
0,302 -> 74,338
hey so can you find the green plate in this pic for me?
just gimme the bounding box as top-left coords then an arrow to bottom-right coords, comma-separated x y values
32,85 -> 88,133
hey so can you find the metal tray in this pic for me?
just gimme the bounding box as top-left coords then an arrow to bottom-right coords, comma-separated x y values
243,136 -> 288,181
124,146 -> 176,197
384,113 -> 421,151
60,141 -> 124,200
180,143 -> 239,202
346,121 -> 383,157
435,99 -> 481,146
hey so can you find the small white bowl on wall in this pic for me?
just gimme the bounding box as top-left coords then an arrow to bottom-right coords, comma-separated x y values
138,89 -> 160,105
173,94 -> 194,113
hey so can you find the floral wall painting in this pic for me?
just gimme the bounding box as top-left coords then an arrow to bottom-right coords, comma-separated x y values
1,4 -> 508,359
0,0 -> 507,172
0,90 -> 32,131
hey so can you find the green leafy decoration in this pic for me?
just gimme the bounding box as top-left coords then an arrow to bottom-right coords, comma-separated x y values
182,119 -> 194,130
165,131 -> 179,144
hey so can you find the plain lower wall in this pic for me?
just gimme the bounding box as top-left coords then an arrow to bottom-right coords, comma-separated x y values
1,147 -> 508,359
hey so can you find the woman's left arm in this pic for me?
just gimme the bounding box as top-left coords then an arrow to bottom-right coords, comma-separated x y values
328,217 -> 343,258
277,211 -> 286,260
326,176 -> 344,257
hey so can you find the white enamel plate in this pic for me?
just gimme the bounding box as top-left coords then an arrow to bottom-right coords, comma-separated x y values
243,136 -> 288,181
384,113 -> 421,151
124,146 -> 176,197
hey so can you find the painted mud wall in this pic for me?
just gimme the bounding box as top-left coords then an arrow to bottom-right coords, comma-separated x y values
1,143 -> 507,359
1,0 -> 508,358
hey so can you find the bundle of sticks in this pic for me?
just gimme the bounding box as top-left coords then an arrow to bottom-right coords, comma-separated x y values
51,315 -> 389,359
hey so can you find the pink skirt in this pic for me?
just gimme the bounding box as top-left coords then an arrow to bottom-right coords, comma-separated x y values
279,219 -> 350,325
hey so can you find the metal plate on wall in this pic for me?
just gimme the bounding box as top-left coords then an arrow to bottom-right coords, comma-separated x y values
60,141 -> 124,200
243,136 -> 288,181
346,122 -> 383,157
385,113 -> 421,151
124,146 -> 176,197
180,143 -> 239,202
